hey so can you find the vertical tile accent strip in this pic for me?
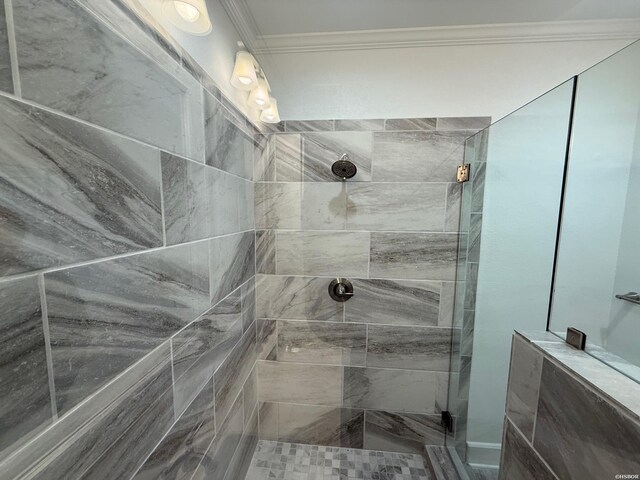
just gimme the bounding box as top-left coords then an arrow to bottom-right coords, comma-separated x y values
1,0 -> 17,94
37,274 -> 57,420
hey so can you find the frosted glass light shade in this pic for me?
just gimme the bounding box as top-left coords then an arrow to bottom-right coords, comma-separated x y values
231,51 -> 258,91
260,97 -> 280,123
247,78 -> 271,110
162,0 -> 212,35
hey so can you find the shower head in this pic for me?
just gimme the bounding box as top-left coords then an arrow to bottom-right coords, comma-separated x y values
332,154 -> 357,180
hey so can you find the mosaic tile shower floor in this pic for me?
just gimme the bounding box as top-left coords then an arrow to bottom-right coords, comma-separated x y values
245,440 -> 431,480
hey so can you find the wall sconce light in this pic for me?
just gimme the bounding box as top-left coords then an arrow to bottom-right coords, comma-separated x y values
230,51 -> 258,90
162,0 -> 212,35
247,77 -> 271,110
230,50 -> 280,123
260,97 -> 280,124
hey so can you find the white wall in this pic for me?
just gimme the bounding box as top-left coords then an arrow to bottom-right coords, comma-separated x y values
258,39 -> 633,121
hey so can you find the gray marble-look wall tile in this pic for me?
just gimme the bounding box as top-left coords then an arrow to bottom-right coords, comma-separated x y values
364,410 -> 444,453
208,166 -> 253,236
0,276 -> 52,458
277,320 -> 366,366
192,389 -> 244,479
471,162 -> 486,213
437,117 -> 491,131
438,282 -> 456,327
343,367 -> 437,414
335,119 -> 385,131
384,118 -> 437,131
224,406 -> 259,480
219,94 -> 252,135
241,278 -> 256,333
506,336 -> 543,441
345,279 -> 441,327
209,232 -> 255,305
367,325 -> 451,371
274,134 -> 303,181
214,321 -> 257,423
303,132 -> 373,182
204,91 -> 253,180
346,183 -> 446,231
258,401 -> 279,441
499,419 -> 556,480
464,262 -> 479,310
262,402 -> 364,448
285,120 -> 335,132
253,134 -> 275,182
243,366 -> 258,427
259,120 -> 285,133
161,152 -> 208,245
0,1 -> 12,93
46,242 -> 210,414
0,95 -> 163,276
373,131 -> 472,182
79,0 -> 183,77
172,289 -> 242,417
370,232 -> 458,280
132,378 -> 215,480
14,0 -> 193,158
457,355 -> 472,400
445,183 -> 462,232
533,359 -> 640,480
12,343 -> 174,480
256,230 -> 276,275
256,182 -> 347,230
258,361 -> 342,406
257,319 -> 277,361
460,309 -> 475,356
256,275 -> 343,322
276,231 -> 369,277
468,213 -> 482,262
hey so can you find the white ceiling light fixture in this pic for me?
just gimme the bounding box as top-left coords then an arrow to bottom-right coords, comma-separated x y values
162,0 -> 212,35
230,51 -> 258,90
247,77 -> 271,110
260,97 -> 280,124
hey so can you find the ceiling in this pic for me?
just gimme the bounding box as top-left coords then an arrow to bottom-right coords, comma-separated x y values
242,0 -> 640,36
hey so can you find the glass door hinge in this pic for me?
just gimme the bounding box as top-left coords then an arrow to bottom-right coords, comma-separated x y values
456,164 -> 470,183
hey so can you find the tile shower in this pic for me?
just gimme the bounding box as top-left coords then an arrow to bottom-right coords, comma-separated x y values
253,117 -> 489,453
2,1 -> 640,480
0,0 -> 489,477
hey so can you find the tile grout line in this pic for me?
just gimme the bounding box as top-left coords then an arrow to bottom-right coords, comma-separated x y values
0,229 -> 254,285
38,274 -> 58,421
505,418 -> 561,480
4,0 -> 21,97
260,358 -> 450,375
158,154 -> 168,247
169,339 -> 177,420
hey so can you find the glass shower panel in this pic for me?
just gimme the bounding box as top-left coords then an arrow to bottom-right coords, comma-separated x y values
549,41 -> 640,381
448,80 -> 574,475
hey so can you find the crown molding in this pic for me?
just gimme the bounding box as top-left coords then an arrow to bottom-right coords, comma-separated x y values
218,0 -> 261,51
249,18 -> 640,54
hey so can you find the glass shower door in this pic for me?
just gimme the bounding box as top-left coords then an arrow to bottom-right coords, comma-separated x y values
447,80 -> 575,477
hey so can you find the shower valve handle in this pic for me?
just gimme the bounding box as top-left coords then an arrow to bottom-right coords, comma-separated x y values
328,278 -> 354,302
